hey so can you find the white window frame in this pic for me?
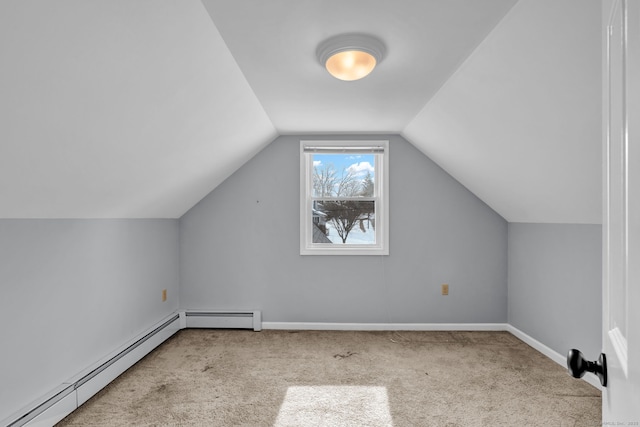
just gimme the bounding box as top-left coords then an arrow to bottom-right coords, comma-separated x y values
300,140 -> 389,255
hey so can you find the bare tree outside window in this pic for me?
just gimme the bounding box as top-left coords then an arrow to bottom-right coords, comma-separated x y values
301,140 -> 388,255
319,200 -> 375,243
312,158 -> 375,244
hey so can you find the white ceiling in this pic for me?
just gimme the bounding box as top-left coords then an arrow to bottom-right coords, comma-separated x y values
403,0 -> 602,223
0,0 -> 602,222
0,0 -> 276,218
201,0 -> 517,133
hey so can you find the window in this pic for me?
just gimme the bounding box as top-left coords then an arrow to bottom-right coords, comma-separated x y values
300,140 -> 389,255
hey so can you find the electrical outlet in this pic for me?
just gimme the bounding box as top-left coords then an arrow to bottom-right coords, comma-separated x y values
162,289 -> 167,302
441,284 -> 449,296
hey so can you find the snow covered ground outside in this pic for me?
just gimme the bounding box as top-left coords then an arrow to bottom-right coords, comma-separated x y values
324,221 -> 375,244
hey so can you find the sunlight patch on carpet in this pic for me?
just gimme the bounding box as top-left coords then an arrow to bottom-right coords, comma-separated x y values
274,386 -> 393,427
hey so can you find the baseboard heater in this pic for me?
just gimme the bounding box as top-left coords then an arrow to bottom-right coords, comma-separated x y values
4,314 -> 181,427
184,310 -> 262,331
4,310 -> 261,427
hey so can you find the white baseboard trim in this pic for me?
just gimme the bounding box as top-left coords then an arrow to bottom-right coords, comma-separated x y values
264,322 -> 600,390
4,318 -> 599,427
262,322 -> 508,331
506,324 -> 602,391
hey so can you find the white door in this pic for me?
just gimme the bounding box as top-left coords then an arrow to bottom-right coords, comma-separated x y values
602,0 -> 640,422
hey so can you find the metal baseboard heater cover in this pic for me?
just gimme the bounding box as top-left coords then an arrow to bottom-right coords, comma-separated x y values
184,310 -> 262,331
4,310 -> 262,427
5,314 -> 181,427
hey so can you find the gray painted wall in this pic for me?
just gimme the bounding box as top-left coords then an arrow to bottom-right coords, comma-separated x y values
180,135 -> 508,324
508,223 -> 601,357
0,139 -> 603,421
0,219 -> 179,422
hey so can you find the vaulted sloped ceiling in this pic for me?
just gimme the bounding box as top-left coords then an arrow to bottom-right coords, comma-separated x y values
0,0 -> 601,223
403,0 -> 602,224
0,0 -> 276,218
200,0 -> 518,133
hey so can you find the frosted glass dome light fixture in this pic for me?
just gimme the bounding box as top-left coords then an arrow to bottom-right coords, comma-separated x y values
317,33 -> 386,81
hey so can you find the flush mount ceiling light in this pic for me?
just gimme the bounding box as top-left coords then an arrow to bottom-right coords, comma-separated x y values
316,33 -> 386,81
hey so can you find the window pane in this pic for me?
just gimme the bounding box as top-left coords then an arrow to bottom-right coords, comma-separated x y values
312,153 -> 375,198
311,200 -> 375,244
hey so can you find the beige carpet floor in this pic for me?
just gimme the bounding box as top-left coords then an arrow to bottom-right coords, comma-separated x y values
57,329 -> 601,426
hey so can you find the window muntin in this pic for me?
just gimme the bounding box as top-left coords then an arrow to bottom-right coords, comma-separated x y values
300,141 -> 388,255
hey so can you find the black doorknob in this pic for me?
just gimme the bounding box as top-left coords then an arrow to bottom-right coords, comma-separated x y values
566,349 -> 607,387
